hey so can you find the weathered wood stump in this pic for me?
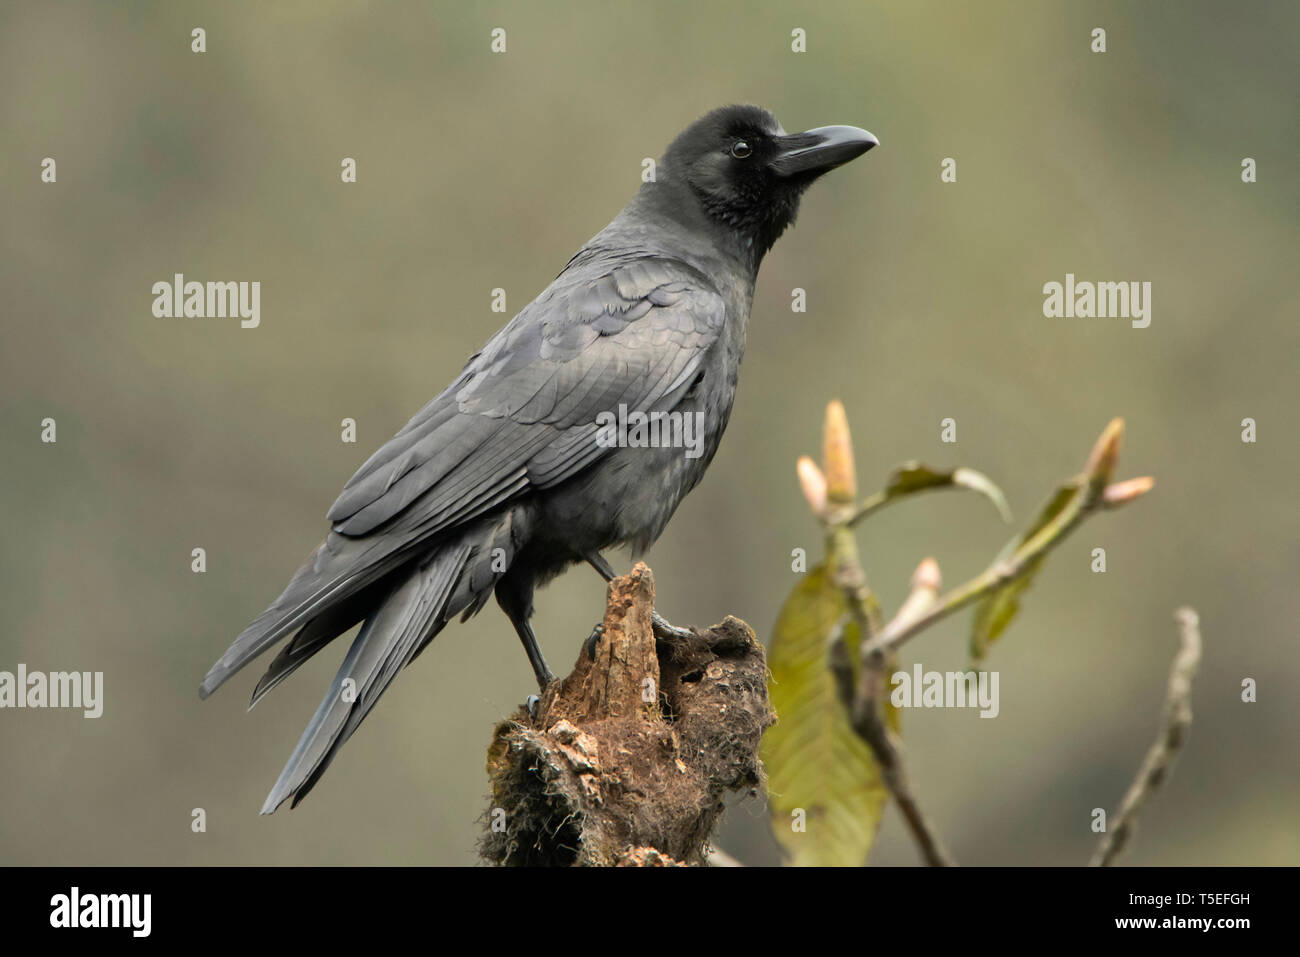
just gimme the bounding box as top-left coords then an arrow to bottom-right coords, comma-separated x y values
481,562 -> 774,866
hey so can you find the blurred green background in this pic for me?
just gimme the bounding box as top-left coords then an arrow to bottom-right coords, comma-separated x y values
1,0 -> 1296,865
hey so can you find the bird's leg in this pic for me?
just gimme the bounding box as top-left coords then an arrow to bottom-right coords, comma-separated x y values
584,551 -> 694,643
585,552 -> 617,582
514,617 -> 555,691
496,578 -> 555,692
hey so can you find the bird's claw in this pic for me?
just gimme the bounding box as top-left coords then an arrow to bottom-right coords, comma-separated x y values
652,611 -> 693,643
585,623 -> 605,660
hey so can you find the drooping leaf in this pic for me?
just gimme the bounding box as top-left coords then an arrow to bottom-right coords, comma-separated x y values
762,564 -> 893,866
950,468 -> 1014,523
970,481 -> 1081,664
878,462 -> 1012,523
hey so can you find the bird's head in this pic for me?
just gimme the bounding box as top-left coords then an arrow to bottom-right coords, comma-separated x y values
656,104 -> 878,265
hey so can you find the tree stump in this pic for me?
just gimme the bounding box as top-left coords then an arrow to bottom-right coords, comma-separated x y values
481,562 -> 774,866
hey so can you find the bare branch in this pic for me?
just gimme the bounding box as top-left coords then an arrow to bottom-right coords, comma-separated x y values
851,643 -> 955,867
1090,607 -> 1202,866
831,554 -> 954,866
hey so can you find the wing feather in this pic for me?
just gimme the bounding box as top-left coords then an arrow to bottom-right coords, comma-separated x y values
200,257 -> 726,698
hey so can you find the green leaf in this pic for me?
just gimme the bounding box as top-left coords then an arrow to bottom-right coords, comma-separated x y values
762,564 -> 891,866
970,481 -> 1080,664
879,462 -> 1012,523
950,468 -> 1014,523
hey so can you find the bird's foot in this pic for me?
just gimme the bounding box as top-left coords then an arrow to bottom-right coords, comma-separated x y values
525,667 -> 554,720
584,622 -> 605,660
652,611 -> 694,643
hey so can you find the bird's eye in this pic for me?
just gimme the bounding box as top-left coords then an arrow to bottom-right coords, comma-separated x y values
730,140 -> 752,159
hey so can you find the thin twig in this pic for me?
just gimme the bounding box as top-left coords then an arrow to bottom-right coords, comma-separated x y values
827,615 -> 856,712
804,412 -> 1155,868
831,554 -> 954,866
1090,607 -> 1202,866
855,649 -> 954,866
846,489 -> 889,527
849,560 -> 953,866
861,422 -> 1152,660
816,401 -> 955,866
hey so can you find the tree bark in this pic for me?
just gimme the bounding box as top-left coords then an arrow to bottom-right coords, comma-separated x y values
481,562 -> 774,866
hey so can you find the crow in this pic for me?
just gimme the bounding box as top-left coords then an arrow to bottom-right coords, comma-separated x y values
200,104 -> 877,813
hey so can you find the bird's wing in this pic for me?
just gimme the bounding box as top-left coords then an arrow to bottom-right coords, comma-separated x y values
327,256 -> 726,534
200,257 -> 726,697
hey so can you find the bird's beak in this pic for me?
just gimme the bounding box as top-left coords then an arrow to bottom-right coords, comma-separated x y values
769,125 -> 878,178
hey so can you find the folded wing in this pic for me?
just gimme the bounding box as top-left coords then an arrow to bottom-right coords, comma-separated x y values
199,256 -> 726,699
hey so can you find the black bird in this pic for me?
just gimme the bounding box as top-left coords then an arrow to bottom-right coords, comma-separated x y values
200,105 -> 877,813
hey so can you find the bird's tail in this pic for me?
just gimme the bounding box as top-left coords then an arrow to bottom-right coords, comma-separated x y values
260,541 -> 472,814
199,529 -> 423,701
200,506 -> 524,813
